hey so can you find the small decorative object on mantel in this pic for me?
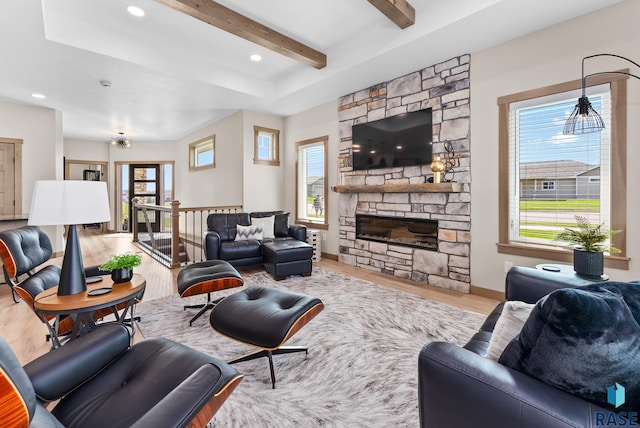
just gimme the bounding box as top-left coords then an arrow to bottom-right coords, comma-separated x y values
442,142 -> 457,182
99,252 -> 143,283
555,215 -> 620,278
430,155 -> 445,183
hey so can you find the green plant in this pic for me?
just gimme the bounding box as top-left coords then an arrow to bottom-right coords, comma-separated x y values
555,215 -> 621,253
99,252 -> 142,271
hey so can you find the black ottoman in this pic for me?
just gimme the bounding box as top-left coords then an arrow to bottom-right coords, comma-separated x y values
209,285 -> 324,388
262,240 -> 313,280
177,260 -> 244,326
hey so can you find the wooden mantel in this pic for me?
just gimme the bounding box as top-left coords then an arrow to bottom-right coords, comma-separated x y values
331,182 -> 462,193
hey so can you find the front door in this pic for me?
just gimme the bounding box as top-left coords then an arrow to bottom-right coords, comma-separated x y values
129,164 -> 161,233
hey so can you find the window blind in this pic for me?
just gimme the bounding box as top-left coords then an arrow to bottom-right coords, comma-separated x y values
507,83 -> 611,245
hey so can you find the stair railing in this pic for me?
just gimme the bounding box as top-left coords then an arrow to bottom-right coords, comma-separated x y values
132,199 -> 242,268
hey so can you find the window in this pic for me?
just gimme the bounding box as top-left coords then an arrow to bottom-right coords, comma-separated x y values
189,135 -> 215,171
498,75 -> 628,269
540,181 -> 555,190
296,136 -> 328,229
254,126 -> 280,166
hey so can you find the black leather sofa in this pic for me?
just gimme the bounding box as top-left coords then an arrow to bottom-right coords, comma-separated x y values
203,211 -> 313,279
419,266 -> 618,428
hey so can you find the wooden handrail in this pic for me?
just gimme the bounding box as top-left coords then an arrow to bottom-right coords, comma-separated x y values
177,205 -> 242,212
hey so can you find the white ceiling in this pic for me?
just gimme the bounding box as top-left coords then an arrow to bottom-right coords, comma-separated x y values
0,0 -> 622,142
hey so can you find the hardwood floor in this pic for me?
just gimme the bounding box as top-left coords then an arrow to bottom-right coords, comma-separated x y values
0,228 -> 499,365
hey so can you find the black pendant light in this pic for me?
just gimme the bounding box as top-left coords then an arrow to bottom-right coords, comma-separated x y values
563,54 -> 640,135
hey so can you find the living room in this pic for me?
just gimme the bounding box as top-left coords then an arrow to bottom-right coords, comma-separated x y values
1,0 -> 640,426
3,1 -> 638,294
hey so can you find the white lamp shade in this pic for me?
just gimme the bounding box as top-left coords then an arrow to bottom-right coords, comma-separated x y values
28,180 -> 111,226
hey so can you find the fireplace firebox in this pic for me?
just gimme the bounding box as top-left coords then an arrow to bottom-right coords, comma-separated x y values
356,214 -> 438,250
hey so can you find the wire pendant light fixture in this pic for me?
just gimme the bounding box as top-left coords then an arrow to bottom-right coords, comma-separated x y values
564,54 -> 640,135
110,132 -> 133,149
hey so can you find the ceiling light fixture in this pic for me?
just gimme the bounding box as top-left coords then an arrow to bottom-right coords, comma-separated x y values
250,54 -> 262,62
110,132 -> 133,149
31,93 -> 45,99
563,53 -> 640,135
127,5 -> 145,17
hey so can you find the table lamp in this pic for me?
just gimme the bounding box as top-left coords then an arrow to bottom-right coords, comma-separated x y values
28,180 -> 111,296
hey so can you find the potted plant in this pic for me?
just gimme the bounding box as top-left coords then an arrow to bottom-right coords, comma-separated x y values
99,252 -> 142,283
555,215 -> 620,278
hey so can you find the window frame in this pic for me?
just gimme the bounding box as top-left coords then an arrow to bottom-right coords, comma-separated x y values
497,74 -> 628,270
188,135 -> 215,171
541,181 -> 555,191
253,126 -> 280,166
295,135 -> 329,230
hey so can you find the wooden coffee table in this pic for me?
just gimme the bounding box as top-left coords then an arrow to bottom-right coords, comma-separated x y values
34,274 -> 146,347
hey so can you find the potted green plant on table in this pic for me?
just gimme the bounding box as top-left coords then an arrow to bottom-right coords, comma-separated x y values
99,252 -> 143,284
555,215 -> 620,278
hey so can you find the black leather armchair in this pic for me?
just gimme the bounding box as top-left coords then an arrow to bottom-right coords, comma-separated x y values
419,266 -> 616,428
0,226 -> 142,345
0,324 -> 242,427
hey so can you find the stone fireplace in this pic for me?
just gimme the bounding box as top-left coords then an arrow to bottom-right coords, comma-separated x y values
336,54 -> 471,293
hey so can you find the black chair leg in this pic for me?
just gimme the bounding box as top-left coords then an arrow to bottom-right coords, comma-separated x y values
10,287 -> 21,303
227,346 -> 308,389
184,293 -> 225,326
188,302 -> 215,326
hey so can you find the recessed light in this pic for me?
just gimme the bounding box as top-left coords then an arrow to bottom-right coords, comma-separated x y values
127,6 -> 145,17
250,54 -> 262,62
31,93 -> 46,99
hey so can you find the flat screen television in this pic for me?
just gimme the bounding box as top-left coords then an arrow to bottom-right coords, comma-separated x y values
351,108 -> 433,171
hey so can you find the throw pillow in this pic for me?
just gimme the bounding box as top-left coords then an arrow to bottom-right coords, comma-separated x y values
234,224 -> 263,241
251,216 -> 275,239
484,301 -> 535,361
274,213 -> 290,237
499,282 -> 640,412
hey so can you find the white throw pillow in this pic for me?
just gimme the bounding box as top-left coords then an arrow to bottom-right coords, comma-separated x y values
235,224 -> 263,241
251,216 -> 275,239
485,300 -> 535,361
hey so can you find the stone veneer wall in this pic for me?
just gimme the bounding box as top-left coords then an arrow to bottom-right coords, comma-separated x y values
336,54 -> 471,293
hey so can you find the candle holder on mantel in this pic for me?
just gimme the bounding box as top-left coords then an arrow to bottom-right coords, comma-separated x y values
430,155 -> 445,184
442,142 -> 457,182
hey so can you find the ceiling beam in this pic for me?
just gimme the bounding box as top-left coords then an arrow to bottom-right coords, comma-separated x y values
367,0 -> 415,29
154,0 -> 327,69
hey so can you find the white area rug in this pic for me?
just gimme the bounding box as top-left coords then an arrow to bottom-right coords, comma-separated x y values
135,267 -> 485,427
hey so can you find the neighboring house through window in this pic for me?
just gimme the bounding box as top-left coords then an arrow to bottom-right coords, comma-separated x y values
296,136 -> 328,229
497,74 -> 628,269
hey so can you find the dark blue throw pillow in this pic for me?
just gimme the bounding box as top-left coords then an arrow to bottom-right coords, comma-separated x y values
499,282 -> 640,412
